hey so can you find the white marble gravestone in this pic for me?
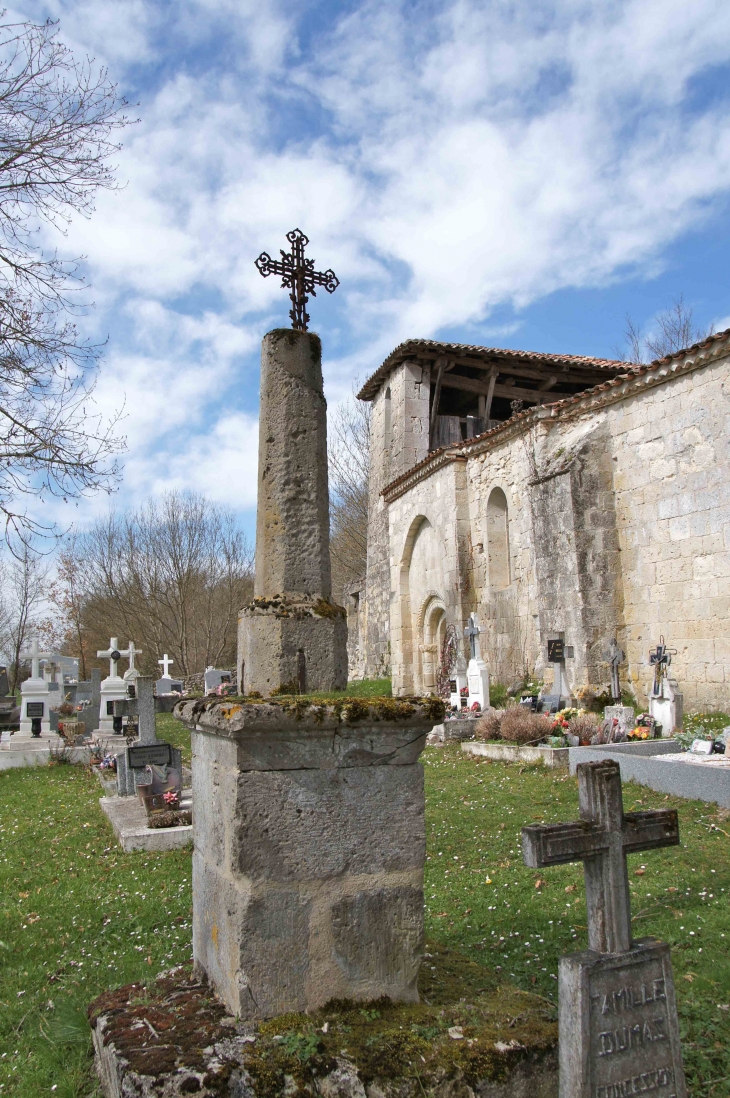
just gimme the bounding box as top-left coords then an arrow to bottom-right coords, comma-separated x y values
19,639 -> 53,734
122,640 -> 142,691
464,614 -> 489,711
97,638 -> 132,734
522,760 -> 686,1098
449,653 -> 468,710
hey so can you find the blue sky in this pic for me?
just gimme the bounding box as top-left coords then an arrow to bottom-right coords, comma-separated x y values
17,0 -> 730,543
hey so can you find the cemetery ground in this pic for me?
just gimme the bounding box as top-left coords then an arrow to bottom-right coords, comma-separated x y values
0,740 -> 729,1096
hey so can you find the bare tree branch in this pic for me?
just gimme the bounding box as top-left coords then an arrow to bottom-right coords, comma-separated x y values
0,16 -> 134,548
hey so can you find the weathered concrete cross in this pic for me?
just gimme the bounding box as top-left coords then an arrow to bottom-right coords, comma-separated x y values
603,638 -> 625,701
464,614 -> 481,661
522,760 -> 679,953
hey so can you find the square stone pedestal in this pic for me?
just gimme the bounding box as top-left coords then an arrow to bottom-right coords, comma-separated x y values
174,696 -> 441,1019
238,597 -> 347,696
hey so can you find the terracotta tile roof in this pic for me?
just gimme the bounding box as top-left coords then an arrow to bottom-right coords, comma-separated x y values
357,338 -> 624,400
379,326 -> 730,499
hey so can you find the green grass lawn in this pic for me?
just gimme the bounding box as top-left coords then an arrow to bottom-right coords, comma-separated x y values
0,736 -> 728,1096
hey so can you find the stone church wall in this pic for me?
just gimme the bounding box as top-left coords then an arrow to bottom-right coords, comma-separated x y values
375,334 -> 730,711
601,352 -> 730,710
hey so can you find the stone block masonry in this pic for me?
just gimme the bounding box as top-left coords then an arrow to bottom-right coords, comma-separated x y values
175,695 -> 442,1020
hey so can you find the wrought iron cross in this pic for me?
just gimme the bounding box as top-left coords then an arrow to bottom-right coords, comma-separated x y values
255,228 -> 339,331
522,760 -> 679,953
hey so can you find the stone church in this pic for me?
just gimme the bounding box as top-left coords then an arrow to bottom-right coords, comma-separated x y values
349,328 -> 730,712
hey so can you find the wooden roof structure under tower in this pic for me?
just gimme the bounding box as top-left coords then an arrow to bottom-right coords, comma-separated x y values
357,338 -> 628,452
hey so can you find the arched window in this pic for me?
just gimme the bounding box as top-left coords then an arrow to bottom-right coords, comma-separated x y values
487,487 -> 510,590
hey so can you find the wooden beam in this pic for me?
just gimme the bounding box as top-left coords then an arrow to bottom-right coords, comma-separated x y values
484,367 -> 497,420
441,373 -> 542,403
417,354 -> 617,385
429,357 -> 448,444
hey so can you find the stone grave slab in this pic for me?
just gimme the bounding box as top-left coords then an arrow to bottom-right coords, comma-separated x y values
99,788 -> 192,853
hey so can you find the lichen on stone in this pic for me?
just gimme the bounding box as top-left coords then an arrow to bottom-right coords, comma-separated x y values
89,946 -> 557,1097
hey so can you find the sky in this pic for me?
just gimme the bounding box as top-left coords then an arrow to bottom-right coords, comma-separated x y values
15,0 -> 730,543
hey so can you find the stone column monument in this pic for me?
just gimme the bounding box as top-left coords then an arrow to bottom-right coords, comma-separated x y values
238,328 -> 347,695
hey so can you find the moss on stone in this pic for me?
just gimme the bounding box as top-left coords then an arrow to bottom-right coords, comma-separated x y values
89,945 -> 557,1096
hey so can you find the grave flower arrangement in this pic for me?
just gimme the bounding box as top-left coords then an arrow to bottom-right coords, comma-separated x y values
627,726 -> 651,741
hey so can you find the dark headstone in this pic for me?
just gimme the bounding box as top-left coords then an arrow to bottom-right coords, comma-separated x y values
0,666 -> 9,696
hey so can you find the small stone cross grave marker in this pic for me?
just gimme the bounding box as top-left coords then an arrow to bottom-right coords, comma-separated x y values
113,676 -> 181,796
522,760 -> 686,1098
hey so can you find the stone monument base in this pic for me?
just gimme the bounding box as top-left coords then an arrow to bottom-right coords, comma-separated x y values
175,696 -> 441,1020
238,595 -> 347,696
89,949 -> 558,1098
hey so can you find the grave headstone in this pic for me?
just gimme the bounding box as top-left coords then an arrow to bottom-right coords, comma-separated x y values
203,667 -> 233,694
122,640 -> 142,689
113,675 -> 182,796
82,669 -> 101,739
648,636 -> 683,736
449,653 -> 468,710
548,635 -> 572,704
0,665 -> 8,697
19,639 -> 53,735
522,759 -> 686,1098
604,705 -> 635,739
97,638 -> 133,733
464,614 -> 489,710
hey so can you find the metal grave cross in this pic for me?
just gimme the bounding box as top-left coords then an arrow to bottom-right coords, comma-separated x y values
650,634 -> 677,697
464,614 -> 481,661
522,760 -> 679,954
158,653 -> 174,677
255,228 -> 339,332
603,638 -> 625,701
21,638 -> 53,681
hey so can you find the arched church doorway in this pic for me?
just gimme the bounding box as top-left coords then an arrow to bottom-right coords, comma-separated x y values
399,515 -> 446,693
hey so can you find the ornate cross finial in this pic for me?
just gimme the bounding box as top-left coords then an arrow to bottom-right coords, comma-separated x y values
255,229 -> 339,332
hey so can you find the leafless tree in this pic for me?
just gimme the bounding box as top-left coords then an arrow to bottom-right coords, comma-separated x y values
328,388 -> 371,603
619,296 -> 713,365
0,542 -> 54,689
0,16 -> 134,546
62,492 -> 254,676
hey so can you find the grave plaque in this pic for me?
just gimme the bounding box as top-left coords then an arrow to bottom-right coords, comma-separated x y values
522,760 -> 686,1098
26,702 -> 45,718
548,638 -> 565,662
127,743 -> 173,768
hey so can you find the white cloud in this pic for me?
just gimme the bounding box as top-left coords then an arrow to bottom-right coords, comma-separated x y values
13,0 -> 730,532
